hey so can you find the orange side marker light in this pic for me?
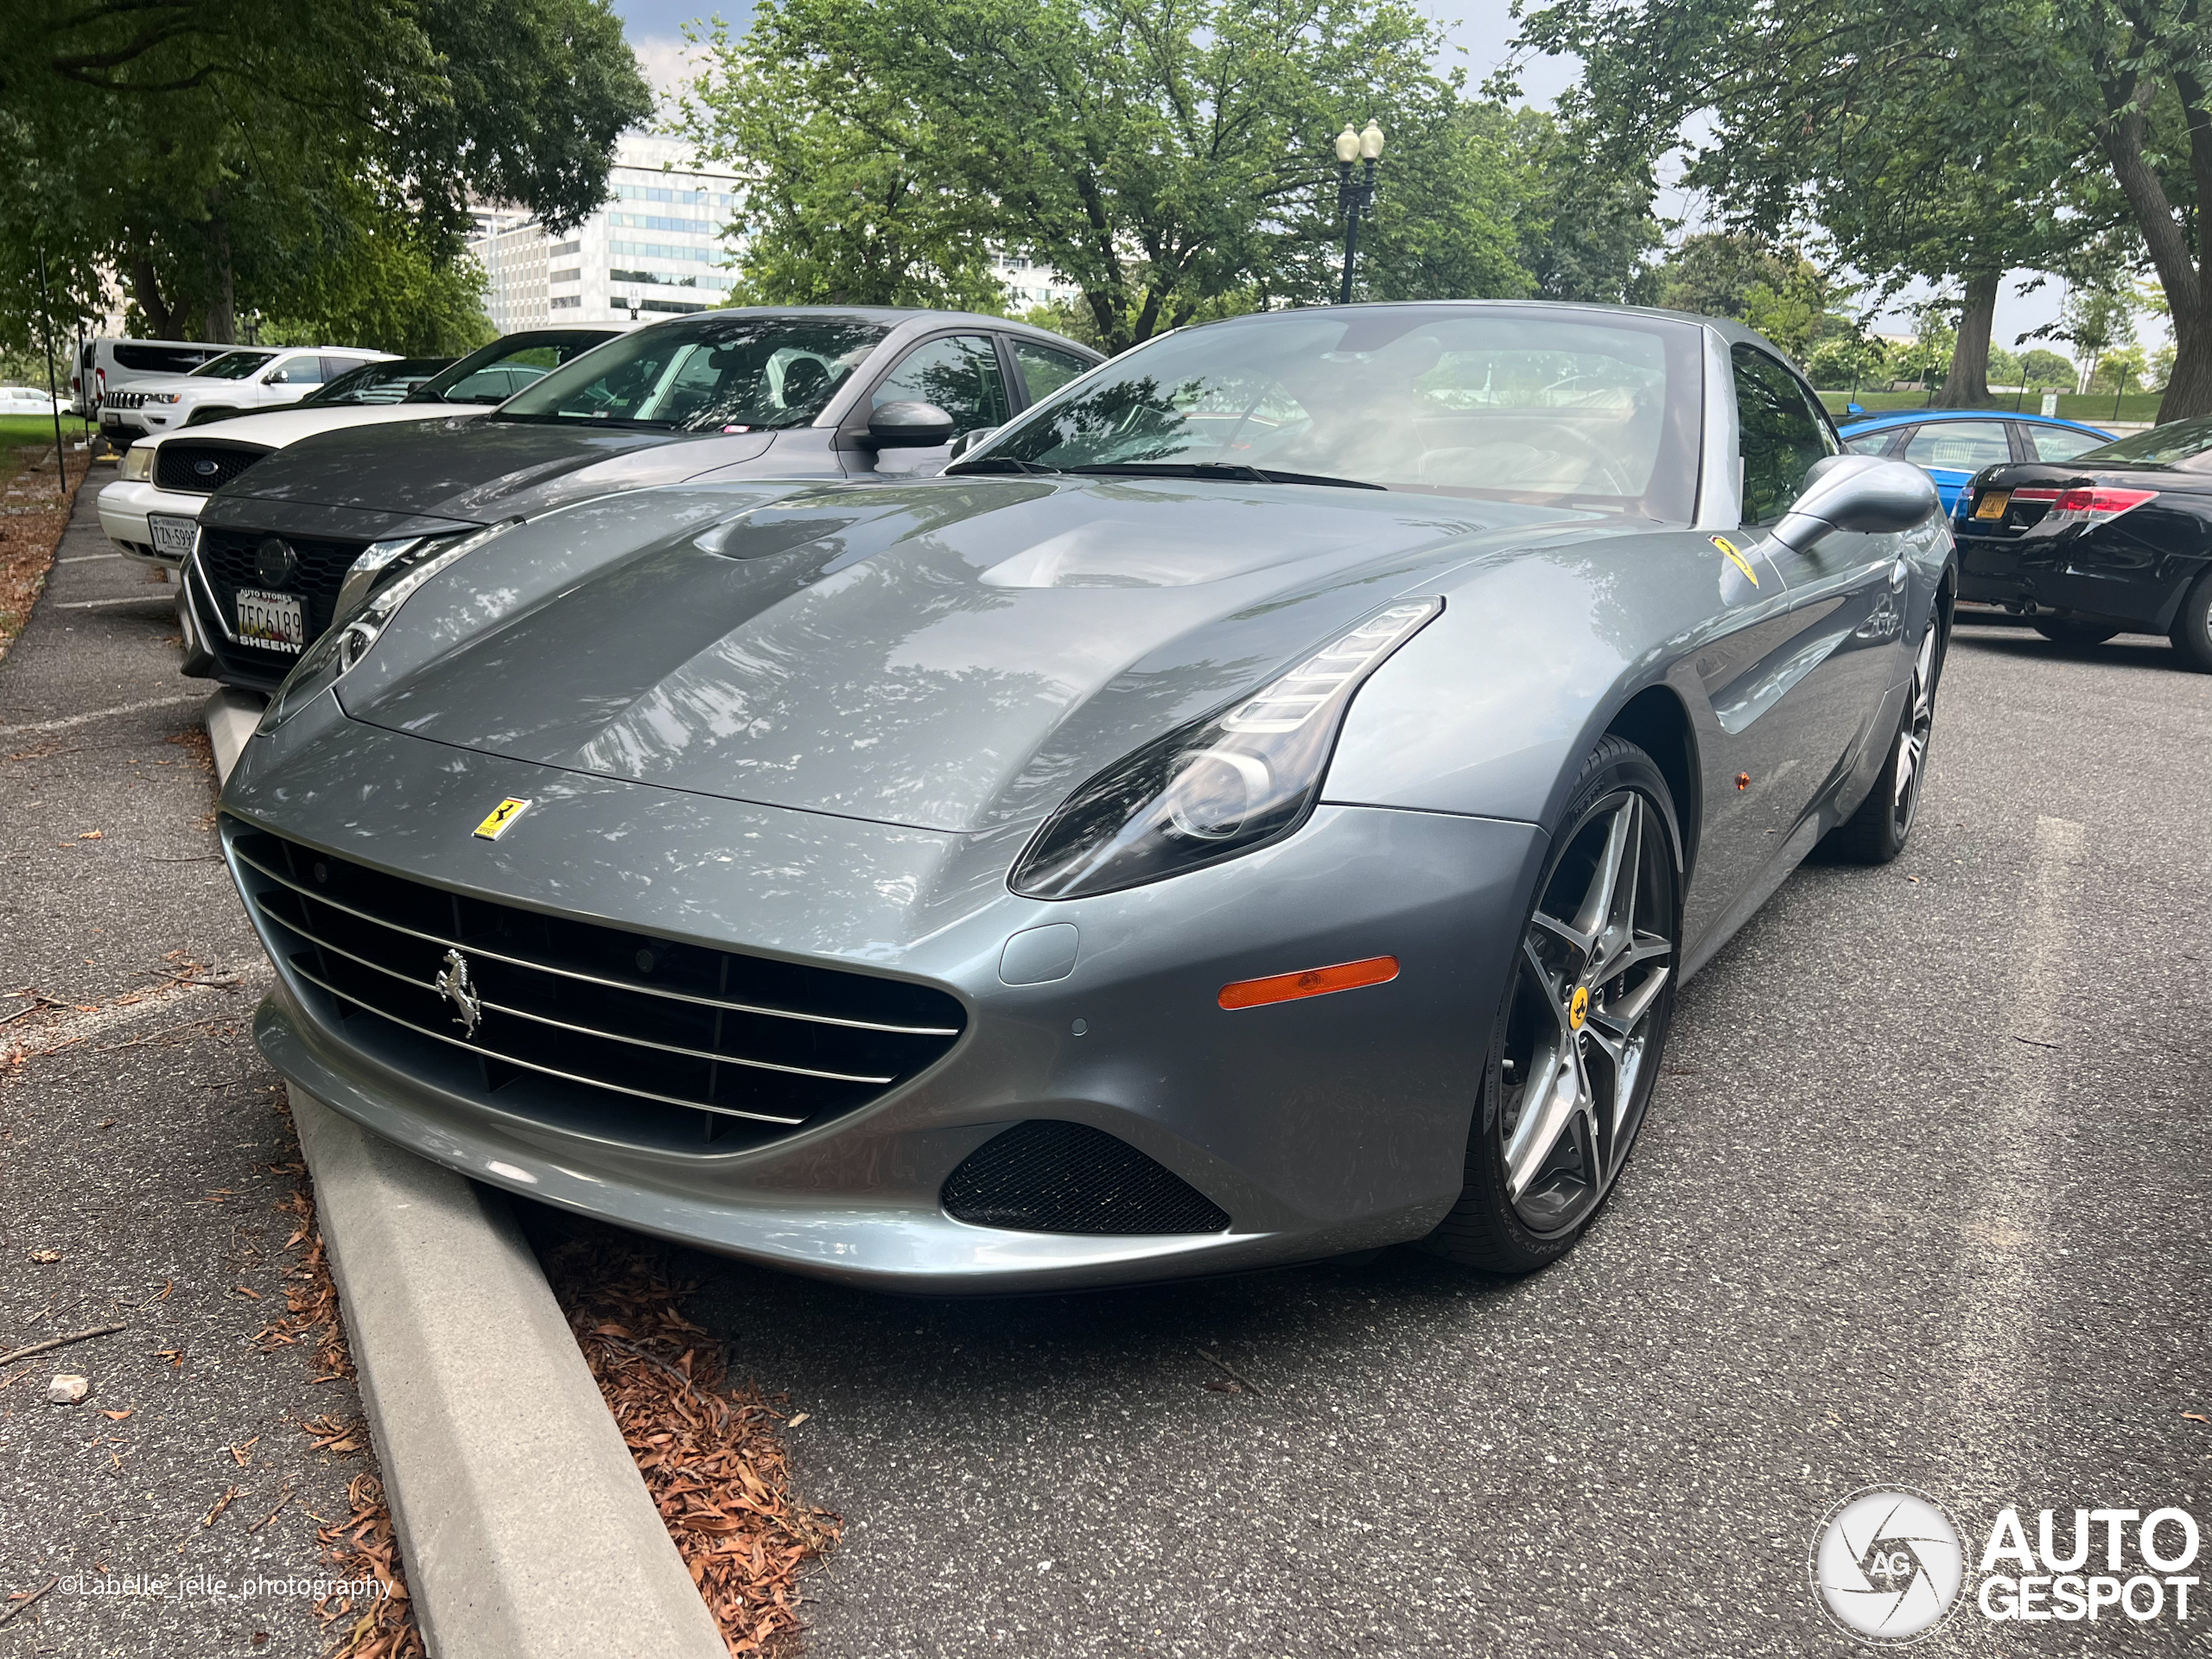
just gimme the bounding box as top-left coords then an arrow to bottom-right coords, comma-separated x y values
1218,955 -> 1400,1011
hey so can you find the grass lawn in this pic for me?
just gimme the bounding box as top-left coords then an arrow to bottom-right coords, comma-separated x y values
1817,390 -> 2166,428
0,412 -> 95,454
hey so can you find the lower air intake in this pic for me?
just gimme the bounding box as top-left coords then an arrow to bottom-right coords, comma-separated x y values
941,1122 -> 1230,1236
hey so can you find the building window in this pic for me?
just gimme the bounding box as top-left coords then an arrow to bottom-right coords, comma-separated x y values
550,239 -> 581,257
550,268 -> 581,285
550,294 -> 582,309
638,298 -> 708,314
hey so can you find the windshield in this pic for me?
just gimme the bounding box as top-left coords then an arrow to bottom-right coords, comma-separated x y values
305,358 -> 448,406
410,331 -> 619,405
962,306 -> 1704,516
2072,416 -> 2212,472
192,351 -> 277,380
495,316 -> 889,430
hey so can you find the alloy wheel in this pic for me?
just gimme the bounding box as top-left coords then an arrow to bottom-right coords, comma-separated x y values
1891,624 -> 1938,842
1498,789 -> 1676,1234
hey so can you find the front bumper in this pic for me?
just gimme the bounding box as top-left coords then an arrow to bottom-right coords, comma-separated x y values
226,703 -> 1544,1293
98,478 -> 205,566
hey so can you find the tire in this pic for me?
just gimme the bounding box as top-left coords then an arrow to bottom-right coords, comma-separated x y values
2168,569 -> 2212,672
1822,615 -> 1944,865
2033,618 -> 2120,647
1421,734 -> 1682,1273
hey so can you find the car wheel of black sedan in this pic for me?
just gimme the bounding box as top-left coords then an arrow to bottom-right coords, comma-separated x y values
1823,619 -> 1943,866
1423,735 -> 1681,1273
2033,617 -> 2121,648
2169,569 -> 2212,672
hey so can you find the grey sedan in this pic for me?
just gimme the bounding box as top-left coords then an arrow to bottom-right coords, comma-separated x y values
220,301 -> 1949,1292
182,308 -> 1102,692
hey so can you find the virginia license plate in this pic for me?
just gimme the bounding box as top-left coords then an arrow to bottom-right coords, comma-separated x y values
236,588 -> 306,653
147,513 -> 199,559
1973,490 -> 2011,521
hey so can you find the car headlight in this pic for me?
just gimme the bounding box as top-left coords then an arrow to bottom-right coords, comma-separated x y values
147,392 -> 181,405
1008,598 -> 1442,899
257,521 -> 519,734
118,446 -> 153,481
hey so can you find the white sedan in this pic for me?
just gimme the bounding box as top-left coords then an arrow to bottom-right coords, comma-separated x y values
97,329 -> 627,568
0,386 -> 63,416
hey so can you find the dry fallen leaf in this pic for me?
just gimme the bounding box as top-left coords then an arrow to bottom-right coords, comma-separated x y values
77,829 -> 102,840
232,1285 -> 263,1300
29,1249 -> 61,1264
101,1408 -> 133,1422
2184,1412 -> 2208,1425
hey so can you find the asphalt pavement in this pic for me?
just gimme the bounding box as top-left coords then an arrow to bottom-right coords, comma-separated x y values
653,615 -> 2212,1657
0,480 -> 378,1656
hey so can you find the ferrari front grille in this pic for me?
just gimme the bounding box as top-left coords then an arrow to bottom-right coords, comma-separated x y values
224,819 -> 966,1151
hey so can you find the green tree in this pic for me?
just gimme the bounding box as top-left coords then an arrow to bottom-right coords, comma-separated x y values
0,0 -> 651,346
1516,0 -> 2138,410
1505,111 -> 1664,303
2018,347 -> 2076,386
679,0 -> 1530,354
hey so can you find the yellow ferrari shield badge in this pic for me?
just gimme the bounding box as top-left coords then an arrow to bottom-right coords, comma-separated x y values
1569,985 -> 1589,1029
1710,535 -> 1759,587
473,798 -> 532,841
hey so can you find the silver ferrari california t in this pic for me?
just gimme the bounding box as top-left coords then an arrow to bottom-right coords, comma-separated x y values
221,302 -> 1950,1291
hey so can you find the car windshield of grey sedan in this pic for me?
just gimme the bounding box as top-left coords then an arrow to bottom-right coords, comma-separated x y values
963,308 -> 1702,517
191,350 -> 279,380
494,316 -> 889,431
2071,416 -> 2212,471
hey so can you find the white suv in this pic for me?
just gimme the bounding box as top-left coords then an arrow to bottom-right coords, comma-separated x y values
102,346 -> 392,437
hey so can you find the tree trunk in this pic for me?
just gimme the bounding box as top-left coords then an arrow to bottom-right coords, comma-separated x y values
1936,270 -> 1999,407
205,212 -> 237,344
2163,307 -> 2212,422
130,256 -> 175,340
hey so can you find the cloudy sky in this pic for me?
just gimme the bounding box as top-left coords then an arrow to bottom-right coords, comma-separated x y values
610,0 -> 2128,359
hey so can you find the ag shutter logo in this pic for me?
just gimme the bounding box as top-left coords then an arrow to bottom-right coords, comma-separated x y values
1810,1486 -> 1966,1643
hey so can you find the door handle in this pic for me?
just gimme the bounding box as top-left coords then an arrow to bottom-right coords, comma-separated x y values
1890,557 -> 1909,591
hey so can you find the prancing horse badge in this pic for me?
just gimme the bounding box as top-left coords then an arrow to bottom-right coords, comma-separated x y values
473,797 -> 531,841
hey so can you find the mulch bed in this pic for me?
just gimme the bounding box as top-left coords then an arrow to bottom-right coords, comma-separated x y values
0,441 -> 95,669
539,1221 -> 841,1656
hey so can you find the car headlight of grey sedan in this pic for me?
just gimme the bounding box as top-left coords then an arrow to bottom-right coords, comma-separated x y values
1012,598 -> 1440,898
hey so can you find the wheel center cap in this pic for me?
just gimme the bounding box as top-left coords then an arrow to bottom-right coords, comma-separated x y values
1568,985 -> 1589,1029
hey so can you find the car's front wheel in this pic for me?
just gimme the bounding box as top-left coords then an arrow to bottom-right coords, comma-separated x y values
1422,735 -> 1681,1273
2169,569 -> 2212,672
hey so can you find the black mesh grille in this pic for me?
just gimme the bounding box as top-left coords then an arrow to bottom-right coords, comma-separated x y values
198,524 -> 368,645
225,818 -> 968,1153
157,442 -> 270,494
942,1122 -> 1230,1235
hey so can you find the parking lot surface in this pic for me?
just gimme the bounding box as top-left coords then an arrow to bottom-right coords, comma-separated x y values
0,487 -> 373,1657
658,618 -> 2212,1657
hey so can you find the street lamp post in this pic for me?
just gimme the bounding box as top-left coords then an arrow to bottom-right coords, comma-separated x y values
1334,120 -> 1383,305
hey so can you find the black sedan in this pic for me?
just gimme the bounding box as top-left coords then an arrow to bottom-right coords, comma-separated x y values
1955,416 -> 2212,665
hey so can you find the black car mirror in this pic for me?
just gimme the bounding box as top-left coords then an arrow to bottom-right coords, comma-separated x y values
864,401 -> 956,449
1770,454 -> 1938,553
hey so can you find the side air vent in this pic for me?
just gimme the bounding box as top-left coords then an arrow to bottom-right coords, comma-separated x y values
941,1121 -> 1230,1236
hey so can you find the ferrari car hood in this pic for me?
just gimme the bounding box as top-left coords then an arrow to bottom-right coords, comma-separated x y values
208,415 -> 771,523
337,477 -> 1601,834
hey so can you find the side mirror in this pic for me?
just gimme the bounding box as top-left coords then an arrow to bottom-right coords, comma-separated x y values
1770,453 -> 1939,553
863,400 -> 956,449
1845,402 -> 1865,416
949,424 -> 999,460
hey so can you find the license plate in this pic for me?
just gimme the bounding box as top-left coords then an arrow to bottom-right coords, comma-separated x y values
236,588 -> 306,653
1973,490 -> 2011,521
147,512 -> 199,559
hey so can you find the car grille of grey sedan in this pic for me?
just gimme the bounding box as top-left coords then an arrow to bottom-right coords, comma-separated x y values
225,821 -> 968,1151
156,442 -> 270,494
197,527 -> 363,661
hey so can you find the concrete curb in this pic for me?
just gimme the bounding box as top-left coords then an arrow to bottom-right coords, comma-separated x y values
203,687 -> 264,780
290,1087 -> 729,1659
210,706 -> 724,1658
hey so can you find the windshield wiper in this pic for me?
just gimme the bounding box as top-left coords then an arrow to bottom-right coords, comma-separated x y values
1062,461 -> 1384,490
945,454 -> 1062,476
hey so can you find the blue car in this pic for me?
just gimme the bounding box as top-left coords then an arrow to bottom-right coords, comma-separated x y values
1836,408 -> 2115,517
